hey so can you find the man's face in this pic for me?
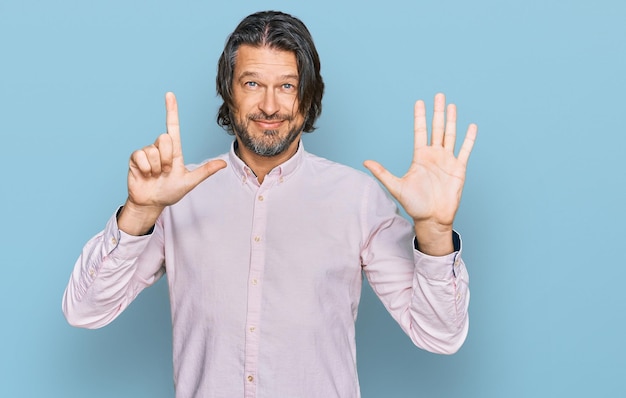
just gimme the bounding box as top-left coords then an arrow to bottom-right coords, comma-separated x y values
231,44 -> 305,157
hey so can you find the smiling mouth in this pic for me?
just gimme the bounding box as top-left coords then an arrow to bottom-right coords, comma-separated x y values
254,120 -> 284,130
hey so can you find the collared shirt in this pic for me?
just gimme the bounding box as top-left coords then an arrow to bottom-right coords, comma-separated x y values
63,142 -> 469,398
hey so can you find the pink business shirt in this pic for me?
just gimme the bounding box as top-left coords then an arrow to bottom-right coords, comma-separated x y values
63,142 -> 469,398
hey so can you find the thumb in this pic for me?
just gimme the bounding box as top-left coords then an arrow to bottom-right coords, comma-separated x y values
363,160 -> 399,197
185,159 -> 227,190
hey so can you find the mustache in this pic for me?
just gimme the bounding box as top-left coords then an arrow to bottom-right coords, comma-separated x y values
247,112 -> 294,122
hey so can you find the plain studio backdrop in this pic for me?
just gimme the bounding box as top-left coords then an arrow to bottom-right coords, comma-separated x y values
1,0 -> 625,397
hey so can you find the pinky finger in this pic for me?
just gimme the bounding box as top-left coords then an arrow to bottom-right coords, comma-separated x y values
457,124 -> 477,166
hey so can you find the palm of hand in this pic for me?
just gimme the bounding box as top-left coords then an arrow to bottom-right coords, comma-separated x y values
127,154 -> 192,208
395,145 -> 467,227
364,93 -> 476,229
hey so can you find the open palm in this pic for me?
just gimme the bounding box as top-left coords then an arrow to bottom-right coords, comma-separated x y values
364,93 -> 477,251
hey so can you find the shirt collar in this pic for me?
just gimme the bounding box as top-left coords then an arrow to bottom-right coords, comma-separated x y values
228,140 -> 305,184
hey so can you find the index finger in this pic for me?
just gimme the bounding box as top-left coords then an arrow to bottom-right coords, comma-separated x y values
165,92 -> 182,157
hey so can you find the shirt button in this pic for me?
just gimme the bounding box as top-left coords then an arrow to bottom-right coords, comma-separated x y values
252,279 -> 258,285
247,375 -> 254,382
279,176 -> 284,183
456,292 -> 462,301
88,267 -> 95,277
111,237 -> 117,245
254,236 -> 261,242
249,326 -> 256,332
258,195 -> 264,201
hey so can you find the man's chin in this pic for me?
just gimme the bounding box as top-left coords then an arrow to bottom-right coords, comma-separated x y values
249,141 -> 290,157
234,122 -> 303,158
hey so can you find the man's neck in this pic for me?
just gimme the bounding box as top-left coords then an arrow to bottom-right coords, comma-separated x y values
234,138 -> 300,184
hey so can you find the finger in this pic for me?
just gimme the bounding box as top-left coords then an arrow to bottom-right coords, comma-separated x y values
443,103 -> 457,153
414,100 -> 427,153
143,144 -> 163,176
165,92 -> 182,158
363,160 -> 400,197
431,93 -> 446,147
186,159 -> 228,190
457,123 -> 478,166
154,133 -> 174,173
129,149 -> 153,178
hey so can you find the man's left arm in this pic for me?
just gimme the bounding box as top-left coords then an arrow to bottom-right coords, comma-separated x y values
360,183 -> 469,354
363,93 -> 477,353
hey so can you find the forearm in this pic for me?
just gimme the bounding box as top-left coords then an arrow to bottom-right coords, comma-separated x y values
364,225 -> 469,354
62,210 -> 162,328
406,244 -> 469,354
62,238 -> 137,328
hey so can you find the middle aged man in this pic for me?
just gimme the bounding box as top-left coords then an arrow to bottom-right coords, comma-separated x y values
63,10 -> 477,398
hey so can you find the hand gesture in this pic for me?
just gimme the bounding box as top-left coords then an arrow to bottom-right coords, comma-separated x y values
364,93 -> 477,255
119,92 -> 227,235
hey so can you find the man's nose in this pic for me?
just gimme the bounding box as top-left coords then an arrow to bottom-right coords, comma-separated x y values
258,89 -> 279,116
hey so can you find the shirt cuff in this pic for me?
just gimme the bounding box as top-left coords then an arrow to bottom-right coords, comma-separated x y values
413,230 -> 464,280
102,206 -> 153,260
413,230 -> 461,252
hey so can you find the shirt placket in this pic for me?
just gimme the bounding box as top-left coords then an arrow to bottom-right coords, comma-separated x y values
243,175 -> 272,398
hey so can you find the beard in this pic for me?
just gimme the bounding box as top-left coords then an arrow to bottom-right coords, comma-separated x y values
232,111 -> 304,157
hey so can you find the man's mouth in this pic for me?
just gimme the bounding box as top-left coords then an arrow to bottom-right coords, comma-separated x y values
255,119 -> 283,128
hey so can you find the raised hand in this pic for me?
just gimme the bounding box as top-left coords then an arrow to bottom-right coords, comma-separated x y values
364,93 -> 477,256
118,92 -> 227,235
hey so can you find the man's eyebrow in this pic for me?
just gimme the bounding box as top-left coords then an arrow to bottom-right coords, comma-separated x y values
237,71 -> 299,81
238,71 -> 260,81
280,73 -> 299,81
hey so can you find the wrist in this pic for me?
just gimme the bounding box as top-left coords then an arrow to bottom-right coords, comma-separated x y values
117,200 -> 164,236
413,220 -> 454,256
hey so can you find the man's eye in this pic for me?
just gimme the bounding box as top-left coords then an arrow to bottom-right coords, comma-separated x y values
245,81 -> 258,87
283,83 -> 294,89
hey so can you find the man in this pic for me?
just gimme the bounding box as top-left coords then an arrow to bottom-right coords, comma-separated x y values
63,10 -> 477,398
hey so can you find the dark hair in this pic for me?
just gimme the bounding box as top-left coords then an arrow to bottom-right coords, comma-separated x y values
216,10 -> 324,133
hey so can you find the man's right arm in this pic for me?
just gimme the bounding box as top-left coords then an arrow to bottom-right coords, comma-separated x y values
62,92 -> 226,328
62,209 -> 165,328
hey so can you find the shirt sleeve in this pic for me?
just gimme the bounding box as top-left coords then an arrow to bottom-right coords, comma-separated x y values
62,207 -> 166,329
360,181 -> 469,354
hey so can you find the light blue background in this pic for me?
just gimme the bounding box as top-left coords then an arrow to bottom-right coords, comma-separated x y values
1,0 -> 625,397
